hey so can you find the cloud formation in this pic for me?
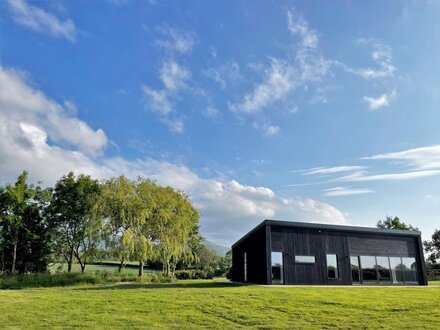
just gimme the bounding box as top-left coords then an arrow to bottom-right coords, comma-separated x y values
364,145 -> 440,170
363,88 -> 396,110
0,65 -> 347,245
7,0 -> 76,42
0,66 -> 107,157
324,187 -> 374,197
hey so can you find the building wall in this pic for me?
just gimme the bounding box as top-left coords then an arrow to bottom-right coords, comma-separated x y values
271,226 -> 352,285
231,225 -> 268,284
269,225 -> 426,285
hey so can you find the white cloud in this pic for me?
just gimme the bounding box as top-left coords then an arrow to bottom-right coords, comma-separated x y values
363,88 -> 396,110
141,86 -> 173,116
324,187 -> 374,196
345,39 -> 396,79
203,61 -> 242,89
160,60 -> 190,92
0,65 -> 348,245
155,25 -> 195,55
230,58 -> 296,114
229,9 -> 333,136
287,9 -> 319,49
304,166 -> 367,176
253,122 -> 280,136
363,145 -> 440,170
7,0 -> 76,42
161,117 -> 184,134
203,106 -> 220,119
337,169 -> 440,182
0,66 -> 107,157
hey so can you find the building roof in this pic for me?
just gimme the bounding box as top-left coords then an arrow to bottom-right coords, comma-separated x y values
232,219 -> 422,249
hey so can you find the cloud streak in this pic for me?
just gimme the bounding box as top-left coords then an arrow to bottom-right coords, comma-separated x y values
7,0 -> 76,42
324,187 -> 374,197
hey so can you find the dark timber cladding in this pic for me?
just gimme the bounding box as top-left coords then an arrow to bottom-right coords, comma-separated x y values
231,220 -> 428,285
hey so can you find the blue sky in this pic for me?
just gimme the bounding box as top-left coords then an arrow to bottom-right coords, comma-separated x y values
0,0 -> 439,246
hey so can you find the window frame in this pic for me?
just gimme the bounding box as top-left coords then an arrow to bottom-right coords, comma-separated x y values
326,254 -> 339,279
294,255 -> 316,264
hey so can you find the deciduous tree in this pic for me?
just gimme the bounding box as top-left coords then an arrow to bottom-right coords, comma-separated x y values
376,216 -> 418,231
49,172 -> 101,273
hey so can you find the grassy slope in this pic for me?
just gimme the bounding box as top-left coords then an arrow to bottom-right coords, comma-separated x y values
1,280 -> 439,329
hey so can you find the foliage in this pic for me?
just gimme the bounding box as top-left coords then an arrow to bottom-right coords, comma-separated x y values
151,185 -> 200,276
0,281 -> 439,328
1,171 -> 200,277
424,229 -> 440,264
174,269 -> 214,280
97,176 -> 156,276
221,250 -> 232,278
0,270 -> 173,289
0,172 -> 54,274
376,216 -> 419,231
49,172 -> 102,273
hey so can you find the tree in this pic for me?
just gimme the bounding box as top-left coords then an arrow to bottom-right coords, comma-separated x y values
424,229 -> 440,264
376,216 -> 418,231
97,176 -> 156,276
152,185 -> 200,276
0,172 -> 54,274
1,172 -> 35,273
49,172 -> 101,273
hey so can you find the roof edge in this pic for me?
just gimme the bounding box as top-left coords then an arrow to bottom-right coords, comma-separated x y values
232,219 -> 421,248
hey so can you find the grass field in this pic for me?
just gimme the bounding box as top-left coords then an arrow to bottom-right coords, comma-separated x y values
1,280 -> 439,329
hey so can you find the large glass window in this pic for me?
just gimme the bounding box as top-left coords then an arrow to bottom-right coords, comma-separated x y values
326,254 -> 338,279
350,256 -> 361,284
294,255 -> 315,263
360,256 -> 377,284
389,257 -> 404,284
376,256 -> 391,284
401,257 -> 418,284
271,252 -> 283,284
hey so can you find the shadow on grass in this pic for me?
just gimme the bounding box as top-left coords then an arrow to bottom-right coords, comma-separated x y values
75,281 -> 246,291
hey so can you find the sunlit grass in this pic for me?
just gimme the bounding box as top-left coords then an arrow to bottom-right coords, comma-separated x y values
0,279 -> 439,329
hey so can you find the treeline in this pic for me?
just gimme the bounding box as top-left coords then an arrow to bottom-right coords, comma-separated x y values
0,171 -> 228,277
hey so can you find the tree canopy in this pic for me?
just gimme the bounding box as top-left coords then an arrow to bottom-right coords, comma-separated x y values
376,216 -> 418,231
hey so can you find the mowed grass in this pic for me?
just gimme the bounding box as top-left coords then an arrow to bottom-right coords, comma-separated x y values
0,280 -> 439,329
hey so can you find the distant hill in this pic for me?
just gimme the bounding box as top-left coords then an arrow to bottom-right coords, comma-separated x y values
203,240 -> 230,257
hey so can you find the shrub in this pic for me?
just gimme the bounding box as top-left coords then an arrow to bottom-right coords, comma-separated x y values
174,269 -> 214,280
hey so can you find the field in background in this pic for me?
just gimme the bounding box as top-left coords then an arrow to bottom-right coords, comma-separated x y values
0,279 -> 439,329
49,262 -> 159,274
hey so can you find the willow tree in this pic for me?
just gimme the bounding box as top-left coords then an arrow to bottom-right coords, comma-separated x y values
98,176 -> 156,276
152,186 -> 200,276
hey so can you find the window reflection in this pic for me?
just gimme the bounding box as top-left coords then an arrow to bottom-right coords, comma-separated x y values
350,256 -> 361,284
376,256 -> 391,284
326,254 -> 338,279
360,256 -> 377,284
356,256 -> 418,285
401,257 -> 418,284
271,252 -> 283,284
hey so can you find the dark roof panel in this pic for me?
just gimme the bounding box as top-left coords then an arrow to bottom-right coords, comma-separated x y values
232,219 -> 421,248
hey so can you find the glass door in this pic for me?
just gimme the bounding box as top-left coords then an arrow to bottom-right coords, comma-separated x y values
271,252 -> 283,284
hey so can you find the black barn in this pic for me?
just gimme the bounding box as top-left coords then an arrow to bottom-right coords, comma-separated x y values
231,220 -> 427,285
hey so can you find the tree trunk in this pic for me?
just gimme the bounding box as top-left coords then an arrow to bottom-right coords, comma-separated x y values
138,261 -> 144,277
118,258 -> 125,273
11,241 -> 17,273
80,263 -> 86,273
67,248 -> 74,272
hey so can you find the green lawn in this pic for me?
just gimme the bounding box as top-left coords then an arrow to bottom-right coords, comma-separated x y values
0,280 -> 439,329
